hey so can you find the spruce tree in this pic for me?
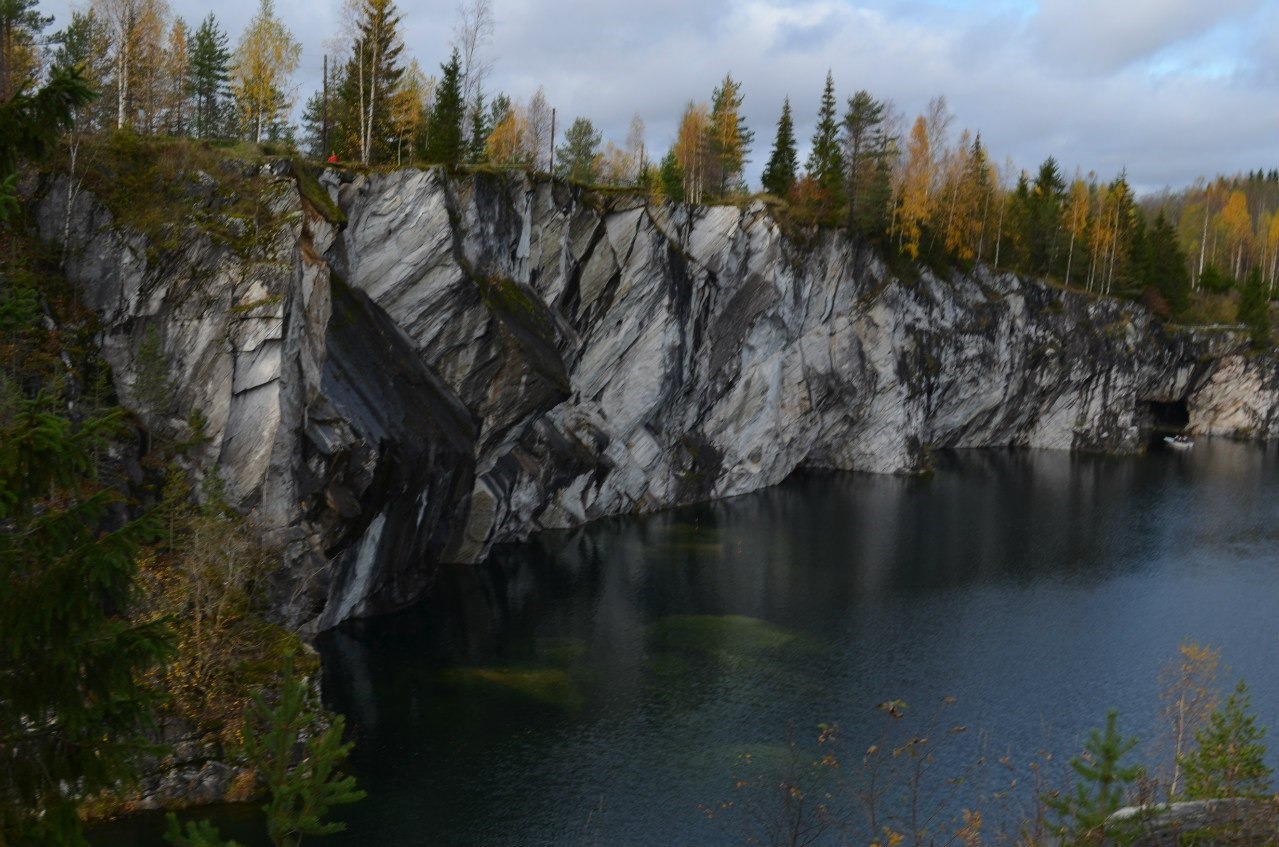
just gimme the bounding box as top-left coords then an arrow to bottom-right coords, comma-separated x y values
806,71 -> 843,216
0,402 -> 172,844
1028,156 -> 1066,274
1238,267 -> 1271,349
424,48 -> 464,166
1135,211 -> 1192,317
188,14 -> 232,140
467,90 -> 488,163
760,96 -> 797,198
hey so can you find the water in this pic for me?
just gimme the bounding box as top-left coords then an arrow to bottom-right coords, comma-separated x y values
93,440 -> 1279,846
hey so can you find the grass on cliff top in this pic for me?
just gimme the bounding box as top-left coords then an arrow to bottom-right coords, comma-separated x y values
56,132 -> 288,250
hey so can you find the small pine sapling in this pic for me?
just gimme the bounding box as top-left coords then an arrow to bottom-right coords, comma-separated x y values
242,657 -> 366,847
1045,709 -> 1143,847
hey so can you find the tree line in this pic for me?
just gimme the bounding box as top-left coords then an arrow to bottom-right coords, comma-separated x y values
2,0 -> 1275,335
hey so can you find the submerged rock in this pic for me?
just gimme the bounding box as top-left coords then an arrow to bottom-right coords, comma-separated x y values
36,165 -> 1279,632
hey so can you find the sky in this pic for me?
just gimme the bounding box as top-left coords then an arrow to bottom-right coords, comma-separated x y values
40,0 -> 1279,194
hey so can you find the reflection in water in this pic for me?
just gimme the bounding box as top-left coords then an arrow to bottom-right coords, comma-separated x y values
92,441 -> 1279,847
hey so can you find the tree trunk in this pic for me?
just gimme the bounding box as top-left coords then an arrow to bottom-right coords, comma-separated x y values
1197,202 -> 1209,288
1065,230 -> 1076,287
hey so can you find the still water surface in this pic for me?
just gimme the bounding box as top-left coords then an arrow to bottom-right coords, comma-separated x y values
96,441 -> 1279,846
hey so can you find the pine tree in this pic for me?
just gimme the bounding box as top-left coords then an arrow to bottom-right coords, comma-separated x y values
843,89 -> 888,236
423,47 -> 463,166
0,0 -> 52,101
51,10 -> 115,132
0,64 -> 96,196
1183,680 -> 1272,799
555,116 -> 601,183
1045,710 -> 1143,847
760,96 -> 797,198
188,14 -> 231,140
243,658 -> 366,847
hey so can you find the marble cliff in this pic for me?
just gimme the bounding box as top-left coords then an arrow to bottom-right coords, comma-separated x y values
36,164 -> 1279,631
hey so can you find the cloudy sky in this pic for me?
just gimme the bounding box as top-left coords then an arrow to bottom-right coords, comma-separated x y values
43,0 -> 1279,193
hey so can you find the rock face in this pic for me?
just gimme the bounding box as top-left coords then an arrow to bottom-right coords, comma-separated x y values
36,165 -> 1279,631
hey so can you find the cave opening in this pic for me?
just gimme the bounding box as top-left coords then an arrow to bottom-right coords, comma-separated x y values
1138,399 -> 1190,442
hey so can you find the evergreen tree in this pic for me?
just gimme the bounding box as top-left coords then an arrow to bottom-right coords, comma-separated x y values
805,71 -> 843,218
1145,212 -> 1192,318
842,89 -> 888,236
244,658 -> 366,847
487,92 -> 511,132
0,64 -> 97,221
188,14 -> 231,140
0,0 -> 53,101
1046,710 -> 1143,847
333,0 -> 404,165
466,89 -> 488,163
760,96 -> 797,198
0,401 -> 171,844
658,148 -> 684,202
556,116 -> 601,183
1183,680 -> 1272,799
1028,155 -> 1066,274
423,48 -> 463,166
1238,267 -> 1271,348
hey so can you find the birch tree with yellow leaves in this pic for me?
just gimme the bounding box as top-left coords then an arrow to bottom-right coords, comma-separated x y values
231,0 -> 300,143
673,101 -> 709,205
1218,189 -> 1252,280
1063,176 -> 1090,286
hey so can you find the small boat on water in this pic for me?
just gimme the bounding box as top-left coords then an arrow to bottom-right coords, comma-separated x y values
1164,434 -> 1193,449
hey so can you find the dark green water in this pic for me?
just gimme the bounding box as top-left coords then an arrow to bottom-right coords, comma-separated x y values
94,441 -> 1279,846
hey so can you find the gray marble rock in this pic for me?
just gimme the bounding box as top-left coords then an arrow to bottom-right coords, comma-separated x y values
37,166 -> 1279,632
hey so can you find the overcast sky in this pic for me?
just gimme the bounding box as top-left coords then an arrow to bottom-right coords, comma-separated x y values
42,0 -> 1279,194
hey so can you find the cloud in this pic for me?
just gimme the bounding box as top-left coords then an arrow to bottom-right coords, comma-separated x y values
1030,0 -> 1262,74
36,0 -> 1279,195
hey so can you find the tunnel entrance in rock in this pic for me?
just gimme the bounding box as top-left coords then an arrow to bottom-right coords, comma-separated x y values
1138,399 -> 1190,442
